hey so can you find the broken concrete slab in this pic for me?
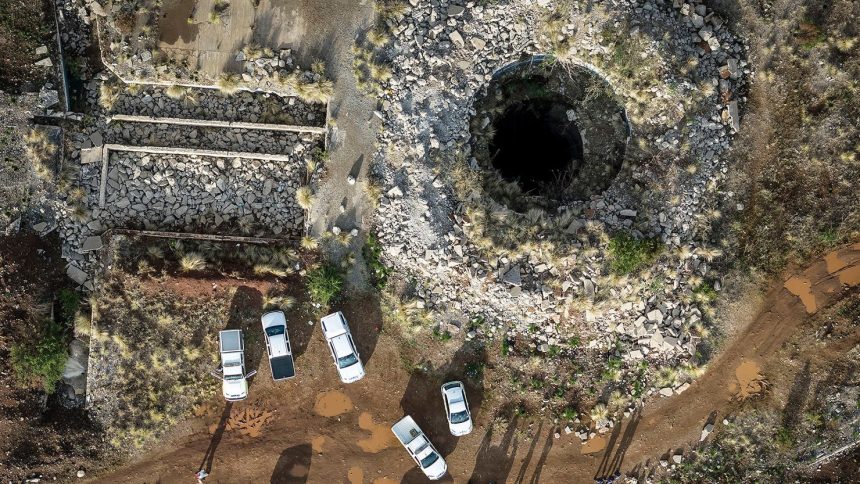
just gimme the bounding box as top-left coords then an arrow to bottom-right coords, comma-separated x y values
80,235 -> 103,252
66,264 -> 88,285
80,146 -> 102,164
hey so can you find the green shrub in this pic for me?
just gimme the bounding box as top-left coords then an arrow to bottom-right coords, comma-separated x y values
431,327 -> 452,341
58,288 -> 80,322
362,233 -> 390,290
11,319 -> 67,393
607,233 -> 662,275
307,263 -> 344,307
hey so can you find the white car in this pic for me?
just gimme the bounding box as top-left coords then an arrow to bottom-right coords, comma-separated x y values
218,329 -> 254,401
441,381 -> 473,436
391,415 -> 448,480
261,311 -> 296,381
320,311 -> 365,383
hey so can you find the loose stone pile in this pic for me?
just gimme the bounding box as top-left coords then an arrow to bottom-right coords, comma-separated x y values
110,86 -> 327,127
368,0 -> 749,410
101,151 -> 305,237
105,122 -> 322,156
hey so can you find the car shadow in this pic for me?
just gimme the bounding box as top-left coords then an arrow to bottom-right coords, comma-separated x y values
270,443 -> 312,483
340,293 -> 383,365
399,341 -> 488,458
225,286 -> 264,376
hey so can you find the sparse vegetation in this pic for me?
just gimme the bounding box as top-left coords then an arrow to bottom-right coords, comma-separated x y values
216,73 -> 242,95
363,233 -> 390,290
179,252 -> 206,272
607,233 -> 662,275
306,263 -> 344,307
10,318 -> 67,392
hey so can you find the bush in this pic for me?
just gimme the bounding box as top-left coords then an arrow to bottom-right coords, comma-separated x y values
11,319 -> 67,393
307,263 -> 344,307
607,233 -> 662,275
363,233 -> 390,290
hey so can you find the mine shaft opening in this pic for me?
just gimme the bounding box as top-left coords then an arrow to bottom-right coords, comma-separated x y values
489,99 -> 584,195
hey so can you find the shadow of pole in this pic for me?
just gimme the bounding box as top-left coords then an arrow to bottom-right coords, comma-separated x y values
199,401 -> 233,474
468,413 -> 521,483
513,422 -> 544,483
594,407 -> 643,480
527,428 -> 554,484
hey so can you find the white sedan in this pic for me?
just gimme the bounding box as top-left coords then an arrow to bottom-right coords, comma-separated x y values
441,381 -> 473,436
320,311 -> 366,383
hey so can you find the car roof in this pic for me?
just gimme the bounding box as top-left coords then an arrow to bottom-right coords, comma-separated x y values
321,311 -> 348,337
261,310 -> 286,328
330,333 -> 354,357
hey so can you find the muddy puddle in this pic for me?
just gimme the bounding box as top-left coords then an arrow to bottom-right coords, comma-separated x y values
311,435 -> 326,453
348,467 -> 364,484
784,276 -> 816,313
371,479 -> 398,484
314,390 -> 353,417
357,412 -> 397,453
580,435 -> 607,455
160,0 -> 200,45
731,360 -> 765,400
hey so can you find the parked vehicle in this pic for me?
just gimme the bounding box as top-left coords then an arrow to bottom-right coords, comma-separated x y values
441,381 -> 473,436
261,311 -> 296,381
391,415 -> 448,480
320,311 -> 365,383
218,329 -> 255,401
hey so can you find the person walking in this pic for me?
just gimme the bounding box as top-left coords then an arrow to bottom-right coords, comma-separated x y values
195,469 -> 209,483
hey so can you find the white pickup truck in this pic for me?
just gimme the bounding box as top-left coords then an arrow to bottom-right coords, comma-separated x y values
261,311 -> 296,381
218,329 -> 255,401
391,415 -> 448,480
320,311 -> 365,383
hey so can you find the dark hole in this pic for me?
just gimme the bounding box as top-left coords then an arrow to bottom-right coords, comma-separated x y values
489,99 -> 583,194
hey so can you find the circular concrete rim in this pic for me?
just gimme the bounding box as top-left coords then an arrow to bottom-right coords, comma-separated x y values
471,55 -> 632,213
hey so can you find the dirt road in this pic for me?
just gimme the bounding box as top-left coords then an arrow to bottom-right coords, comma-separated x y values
90,243 -> 860,483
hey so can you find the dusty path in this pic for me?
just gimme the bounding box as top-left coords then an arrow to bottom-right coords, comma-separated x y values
89,244 -> 860,483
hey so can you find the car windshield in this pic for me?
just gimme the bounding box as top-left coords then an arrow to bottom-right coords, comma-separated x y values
225,374 -> 243,381
337,353 -> 358,369
420,451 -> 440,468
265,325 -> 285,337
450,410 -> 470,424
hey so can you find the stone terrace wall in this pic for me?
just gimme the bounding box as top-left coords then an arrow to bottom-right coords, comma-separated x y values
101,151 -> 305,237
110,85 -> 327,127
105,121 -> 323,157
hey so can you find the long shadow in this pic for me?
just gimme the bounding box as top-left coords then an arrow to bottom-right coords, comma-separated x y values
595,407 -> 643,480
399,342 -> 488,458
468,413 -> 521,483
527,429 -> 554,484
513,422 -> 544,483
270,443 -> 312,484
594,416 -> 623,479
340,294 -> 383,365
225,286 -> 265,376
782,361 -> 812,431
199,402 -> 233,474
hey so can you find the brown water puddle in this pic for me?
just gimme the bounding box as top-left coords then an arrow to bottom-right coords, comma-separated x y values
311,435 -> 326,453
730,360 -> 765,400
580,435 -> 607,455
784,276 -> 816,313
313,390 -> 353,417
348,467 -> 364,484
357,412 -> 397,453
836,265 -> 860,286
160,0 -> 200,45
824,250 -> 850,273
288,464 -> 309,478
371,479 -> 398,484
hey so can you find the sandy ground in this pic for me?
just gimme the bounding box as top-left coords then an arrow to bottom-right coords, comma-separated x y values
87,243 -> 860,483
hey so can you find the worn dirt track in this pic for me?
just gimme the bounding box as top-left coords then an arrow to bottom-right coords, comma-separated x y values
89,243 -> 860,483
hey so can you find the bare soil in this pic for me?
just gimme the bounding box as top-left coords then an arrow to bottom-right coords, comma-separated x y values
86,242 -> 860,483
0,0 -> 52,92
